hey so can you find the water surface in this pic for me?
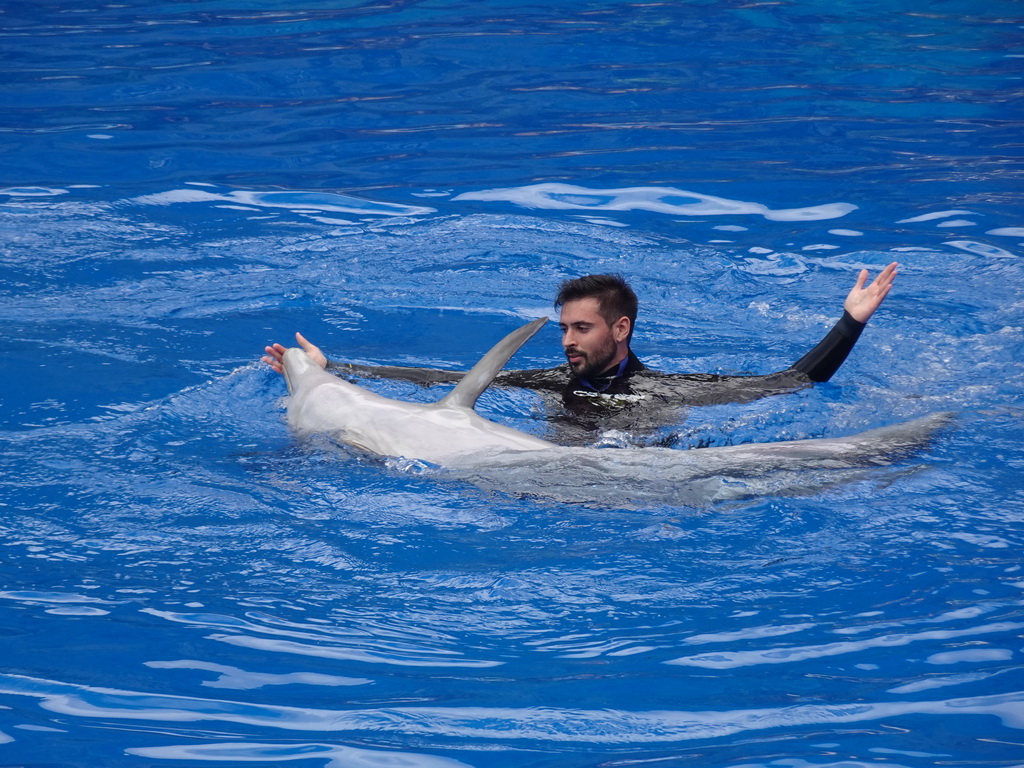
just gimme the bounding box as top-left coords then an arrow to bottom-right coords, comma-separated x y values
2,1 -> 1023,766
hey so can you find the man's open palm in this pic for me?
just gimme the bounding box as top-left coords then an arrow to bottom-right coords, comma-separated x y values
844,262 -> 898,323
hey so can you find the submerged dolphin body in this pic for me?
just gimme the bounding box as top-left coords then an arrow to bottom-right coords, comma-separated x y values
282,318 -> 949,506
456,415 -> 948,507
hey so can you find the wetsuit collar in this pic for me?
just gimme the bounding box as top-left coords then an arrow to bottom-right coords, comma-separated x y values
579,355 -> 631,392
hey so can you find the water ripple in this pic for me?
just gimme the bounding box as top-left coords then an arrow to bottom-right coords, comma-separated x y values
665,621 -> 1024,669
129,186 -> 437,218
128,741 -> 472,767
1,672 -> 1022,744
144,608 -> 504,669
455,183 -> 857,222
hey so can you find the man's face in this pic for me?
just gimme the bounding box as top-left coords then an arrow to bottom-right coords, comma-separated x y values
559,297 -> 626,378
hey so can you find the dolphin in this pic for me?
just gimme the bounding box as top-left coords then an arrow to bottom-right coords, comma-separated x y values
283,317 -> 556,464
281,318 -> 950,506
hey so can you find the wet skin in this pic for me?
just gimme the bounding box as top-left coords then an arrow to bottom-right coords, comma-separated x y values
558,297 -> 631,379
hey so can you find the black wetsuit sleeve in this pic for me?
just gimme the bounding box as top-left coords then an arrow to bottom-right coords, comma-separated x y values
788,310 -> 865,382
324,361 -> 564,390
647,312 -> 867,406
325,361 -> 464,386
493,367 -> 569,392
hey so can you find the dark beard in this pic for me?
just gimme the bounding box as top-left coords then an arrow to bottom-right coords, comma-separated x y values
566,339 -> 618,380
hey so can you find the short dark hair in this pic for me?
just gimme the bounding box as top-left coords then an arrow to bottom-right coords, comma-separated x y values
555,273 -> 638,340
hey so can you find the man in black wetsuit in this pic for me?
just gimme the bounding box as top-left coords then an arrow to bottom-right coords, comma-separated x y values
263,263 -> 897,441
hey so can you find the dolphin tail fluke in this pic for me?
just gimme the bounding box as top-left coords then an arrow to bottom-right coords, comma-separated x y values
441,317 -> 549,409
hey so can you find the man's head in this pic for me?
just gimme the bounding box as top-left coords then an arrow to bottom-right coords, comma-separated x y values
555,274 -> 638,378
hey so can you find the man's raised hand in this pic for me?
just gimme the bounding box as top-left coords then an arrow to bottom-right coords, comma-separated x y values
844,262 -> 898,324
262,332 -> 327,374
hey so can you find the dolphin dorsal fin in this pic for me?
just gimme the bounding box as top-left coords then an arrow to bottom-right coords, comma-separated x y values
440,317 -> 548,409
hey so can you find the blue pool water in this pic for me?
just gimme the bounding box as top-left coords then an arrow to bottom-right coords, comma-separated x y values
2,1 -> 1024,766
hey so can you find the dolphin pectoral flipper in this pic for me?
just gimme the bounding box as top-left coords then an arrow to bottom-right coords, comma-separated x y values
441,317 -> 548,409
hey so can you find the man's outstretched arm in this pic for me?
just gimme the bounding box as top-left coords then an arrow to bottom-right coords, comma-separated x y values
263,332 -> 521,387
263,332 -> 465,384
790,261 -> 897,382
655,262 -> 900,406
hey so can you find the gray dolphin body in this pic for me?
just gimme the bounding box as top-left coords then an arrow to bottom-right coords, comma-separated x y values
282,318 -> 949,506
283,318 -> 555,464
